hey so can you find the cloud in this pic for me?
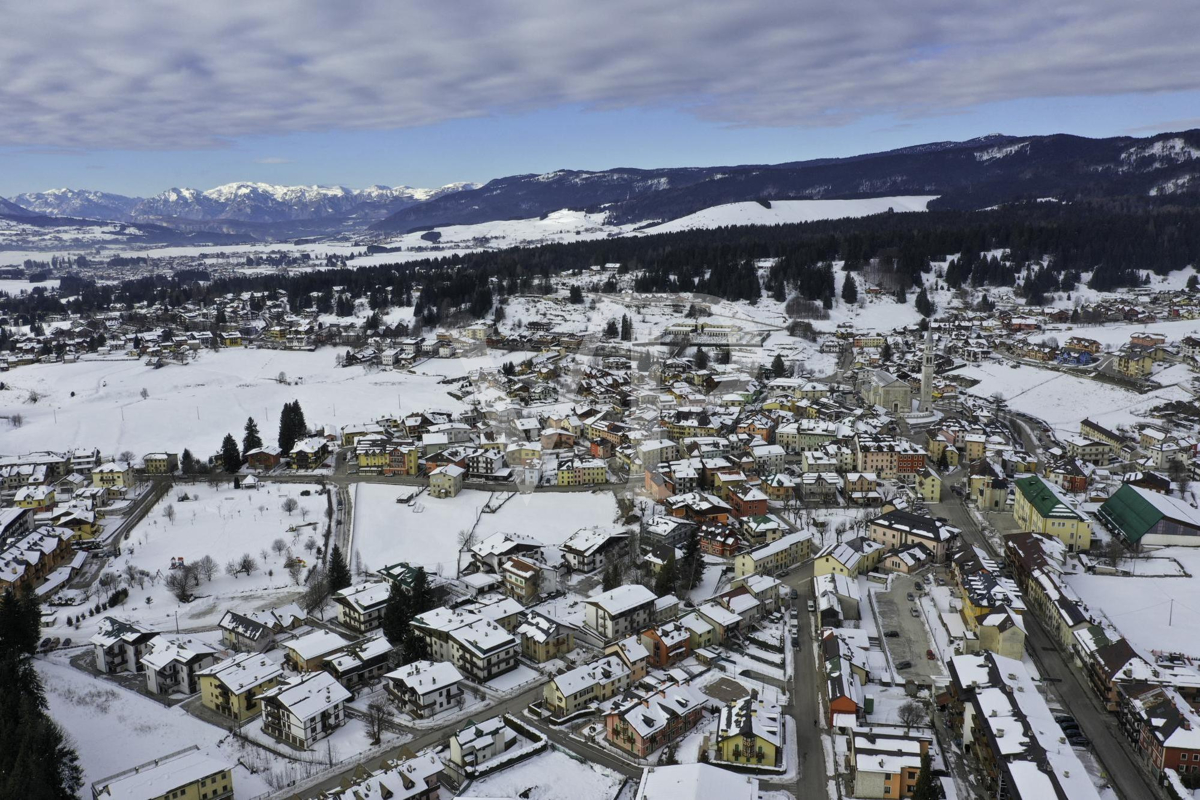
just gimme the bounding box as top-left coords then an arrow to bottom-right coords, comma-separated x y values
1,0 -> 1197,150
254,157 -> 292,164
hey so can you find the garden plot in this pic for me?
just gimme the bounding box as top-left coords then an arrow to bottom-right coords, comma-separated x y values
38,657 -> 272,797
1066,548 -> 1200,658
352,485 -> 623,577
101,481 -> 326,630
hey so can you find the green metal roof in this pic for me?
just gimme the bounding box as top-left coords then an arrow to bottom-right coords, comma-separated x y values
1014,475 -> 1081,520
1096,483 -> 1164,544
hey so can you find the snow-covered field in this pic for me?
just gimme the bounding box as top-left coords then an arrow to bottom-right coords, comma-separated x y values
352,485 -> 622,576
39,657 -> 272,798
458,749 -> 624,800
0,277 -> 60,294
105,481 -> 324,629
955,361 -> 1192,435
1066,549 -> 1200,658
0,348 -> 468,456
639,196 -> 937,234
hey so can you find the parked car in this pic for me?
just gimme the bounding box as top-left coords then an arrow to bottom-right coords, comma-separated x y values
906,592 -> 916,601
896,660 -> 913,670
1067,735 -> 1090,747
910,607 -> 920,617
884,630 -> 900,638
61,638 -> 72,648
807,601 -> 816,612
38,638 -> 52,653
1054,714 -> 1076,725
790,589 -> 799,600
926,649 -> 936,660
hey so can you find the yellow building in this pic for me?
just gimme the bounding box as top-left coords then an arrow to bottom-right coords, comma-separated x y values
1117,347 -> 1155,378
1013,475 -> 1092,551
915,468 -> 942,503
220,332 -> 242,347
977,610 -> 1027,660
556,458 -> 607,486
91,748 -> 233,800
386,445 -> 419,476
356,447 -> 389,473
733,532 -> 812,578
517,613 -> 575,663
812,538 -> 885,578
92,461 -> 133,491
715,696 -> 782,768
142,453 -> 178,475
198,652 -> 283,722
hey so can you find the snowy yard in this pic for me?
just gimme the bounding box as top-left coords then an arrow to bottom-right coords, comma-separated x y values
352,484 -> 623,577
39,657 -> 273,798
458,749 -> 624,800
99,481 -> 325,631
1066,548 -> 1200,658
956,361 -> 1191,435
0,347 -> 469,456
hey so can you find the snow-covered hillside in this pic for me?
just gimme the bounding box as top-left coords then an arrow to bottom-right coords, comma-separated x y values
636,196 -> 937,234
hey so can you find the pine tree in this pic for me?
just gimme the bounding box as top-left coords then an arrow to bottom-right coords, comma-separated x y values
895,285 -> 907,304
654,552 -> 677,597
682,527 -> 702,590
408,567 -> 433,615
181,448 -> 196,475
604,318 -> 619,338
381,584 -> 412,645
771,354 -> 787,377
911,751 -> 936,800
915,288 -> 934,318
620,314 -> 632,341
569,285 -> 584,304
220,434 -> 241,474
602,562 -> 620,591
880,339 -> 893,363
841,274 -> 858,304
243,417 -> 263,454
401,631 -> 430,663
328,545 -> 352,592
694,347 -> 709,370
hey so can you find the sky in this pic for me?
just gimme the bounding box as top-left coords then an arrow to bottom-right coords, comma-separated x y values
1,0 -> 1199,198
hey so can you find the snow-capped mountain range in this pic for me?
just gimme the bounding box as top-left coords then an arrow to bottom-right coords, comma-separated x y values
6,182 -> 478,226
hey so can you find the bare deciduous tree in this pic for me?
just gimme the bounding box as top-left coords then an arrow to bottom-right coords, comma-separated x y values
140,387 -> 149,399
196,554 -> 219,582
162,504 -> 176,524
304,536 -> 318,553
272,538 -> 288,556
366,699 -> 393,745
898,700 -> 927,733
302,566 -> 332,618
282,497 -> 299,515
286,559 -> 304,586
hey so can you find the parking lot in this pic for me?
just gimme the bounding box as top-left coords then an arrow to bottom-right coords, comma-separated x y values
873,573 -> 946,683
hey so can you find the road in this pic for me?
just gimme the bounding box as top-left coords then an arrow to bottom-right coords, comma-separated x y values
773,561 -> 831,799
932,466 -> 1163,800
296,682 -> 552,798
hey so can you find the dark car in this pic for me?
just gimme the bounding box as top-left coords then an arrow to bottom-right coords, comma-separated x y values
884,630 -> 900,638
38,638 -> 52,652
61,638 -> 72,648
906,592 -> 916,601
1067,735 -> 1090,747
896,660 -> 913,670
1054,714 -> 1076,725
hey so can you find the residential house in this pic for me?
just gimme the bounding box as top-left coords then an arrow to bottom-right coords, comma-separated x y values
732,531 -> 813,578
1013,474 -> 1093,551
604,684 -> 706,758
714,696 -> 784,768
333,581 -> 392,634
260,671 -> 351,750
560,528 -> 630,573
429,464 -> 465,498
283,629 -> 352,672
91,617 -> 158,674
583,585 -> 657,641
142,636 -> 220,695
198,652 -> 283,722
516,612 -> 576,662
384,660 -> 465,719
867,509 -> 958,563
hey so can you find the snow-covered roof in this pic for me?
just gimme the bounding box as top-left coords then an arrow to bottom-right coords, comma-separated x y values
586,584 -> 657,617
197,652 -> 282,693
635,764 -> 758,800
385,659 -> 463,693
93,749 -> 230,800
285,629 -> 351,660
260,671 -> 350,719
